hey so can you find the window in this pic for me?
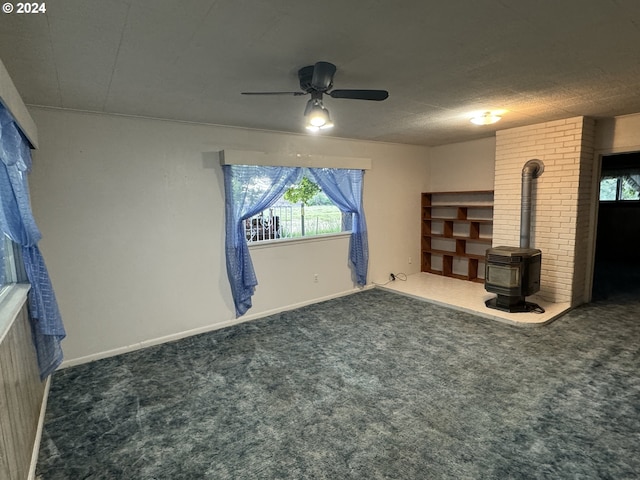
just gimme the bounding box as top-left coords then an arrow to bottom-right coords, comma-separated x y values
0,235 -> 21,298
600,172 -> 640,201
244,176 -> 349,243
223,164 -> 368,316
0,102 -> 65,379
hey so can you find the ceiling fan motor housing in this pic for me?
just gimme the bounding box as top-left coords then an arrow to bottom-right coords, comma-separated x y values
298,65 -> 316,92
242,61 -> 388,115
298,63 -> 335,93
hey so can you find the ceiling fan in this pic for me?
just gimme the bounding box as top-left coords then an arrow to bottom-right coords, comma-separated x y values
241,61 -> 389,131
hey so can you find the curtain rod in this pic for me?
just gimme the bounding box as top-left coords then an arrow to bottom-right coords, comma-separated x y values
217,149 -> 372,170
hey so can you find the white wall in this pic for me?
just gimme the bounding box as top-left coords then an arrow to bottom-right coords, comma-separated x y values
595,112 -> 640,154
28,107 -> 429,365
427,137 -> 496,192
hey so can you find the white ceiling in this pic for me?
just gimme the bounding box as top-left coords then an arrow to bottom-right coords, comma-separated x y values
2,0 -> 640,146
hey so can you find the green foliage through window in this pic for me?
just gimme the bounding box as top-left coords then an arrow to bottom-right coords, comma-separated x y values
600,173 -> 640,201
283,177 -> 321,206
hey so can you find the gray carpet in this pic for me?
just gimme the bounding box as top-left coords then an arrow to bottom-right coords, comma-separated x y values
37,288 -> 640,479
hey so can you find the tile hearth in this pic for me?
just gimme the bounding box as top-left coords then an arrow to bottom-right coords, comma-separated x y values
379,272 -> 570,326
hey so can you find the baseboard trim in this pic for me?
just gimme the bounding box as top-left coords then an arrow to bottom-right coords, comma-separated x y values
60,286 -> 372,369
28,375 -> 51,480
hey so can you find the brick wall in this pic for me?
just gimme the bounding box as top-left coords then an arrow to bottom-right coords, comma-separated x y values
493,117 -> 596,305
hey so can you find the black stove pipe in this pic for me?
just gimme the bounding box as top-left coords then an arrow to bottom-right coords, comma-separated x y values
520,159 -> 545,248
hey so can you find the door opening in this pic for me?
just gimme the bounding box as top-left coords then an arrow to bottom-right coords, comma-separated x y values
592,151 -> 640,301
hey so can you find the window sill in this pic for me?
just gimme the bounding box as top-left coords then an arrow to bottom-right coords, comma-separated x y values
248,231 -> 351,250
0,283 -> 31,345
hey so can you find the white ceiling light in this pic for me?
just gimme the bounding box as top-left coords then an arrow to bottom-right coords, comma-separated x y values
470,111 -> 502,125
305,99 -> 334,131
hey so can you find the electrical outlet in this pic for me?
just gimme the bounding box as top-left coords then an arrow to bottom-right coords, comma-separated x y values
408,256 -> 412,264
314,273 -> 319,283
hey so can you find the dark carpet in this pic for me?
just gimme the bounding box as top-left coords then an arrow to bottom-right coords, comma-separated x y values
37,288 -> 640,479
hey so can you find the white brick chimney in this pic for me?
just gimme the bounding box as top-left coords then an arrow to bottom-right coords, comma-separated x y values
493,117 -> 596,305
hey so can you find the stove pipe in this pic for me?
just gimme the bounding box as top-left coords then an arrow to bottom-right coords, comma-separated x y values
520,159 -> 544,248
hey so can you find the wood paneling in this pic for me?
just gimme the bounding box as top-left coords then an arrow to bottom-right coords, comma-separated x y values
0,302 -> 45,480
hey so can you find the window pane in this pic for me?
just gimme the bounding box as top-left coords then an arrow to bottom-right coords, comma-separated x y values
0,235 -> 18,289
620,176 -> 640,200
599,178 -> 617,201
301,204 -> 344,236
246,183 -> 347,243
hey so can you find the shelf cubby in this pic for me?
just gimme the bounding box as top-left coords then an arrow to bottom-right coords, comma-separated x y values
421,190 -> 494,283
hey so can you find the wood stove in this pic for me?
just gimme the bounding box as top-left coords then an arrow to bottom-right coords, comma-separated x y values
485,159 -> 545,313
484,246 -> 541,312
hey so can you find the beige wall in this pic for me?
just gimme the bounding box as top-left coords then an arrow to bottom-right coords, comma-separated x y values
493,117 -> 596,305
28,107 -> 429,365
428,137 -> 496,192
595,112 -> 640,153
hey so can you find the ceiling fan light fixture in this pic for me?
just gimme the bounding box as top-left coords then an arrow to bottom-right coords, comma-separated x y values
305,100 -> 334,131
470,111 -> 502,125
306,121 -> 334,132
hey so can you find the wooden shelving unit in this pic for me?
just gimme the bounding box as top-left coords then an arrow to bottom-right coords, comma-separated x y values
421,190 -> 494,283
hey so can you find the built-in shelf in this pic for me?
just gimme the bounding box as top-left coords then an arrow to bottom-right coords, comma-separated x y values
421,190 -> 494,283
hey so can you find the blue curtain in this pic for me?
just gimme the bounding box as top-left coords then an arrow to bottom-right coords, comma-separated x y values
224,165 -> 302,316
223,164 -> 369,316
308,168 -> 368,285
0,104 -> 65,379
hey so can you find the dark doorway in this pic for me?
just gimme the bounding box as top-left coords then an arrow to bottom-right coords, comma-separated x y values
592,151 -> 640,301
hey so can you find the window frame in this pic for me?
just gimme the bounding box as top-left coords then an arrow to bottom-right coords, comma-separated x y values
247,230 -> 352,250
219,149 -> 370,248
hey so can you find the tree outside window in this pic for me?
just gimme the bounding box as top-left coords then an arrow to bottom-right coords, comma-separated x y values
600,173 -> 640,201
244,177 -> 347,243
283,177 -> 321,236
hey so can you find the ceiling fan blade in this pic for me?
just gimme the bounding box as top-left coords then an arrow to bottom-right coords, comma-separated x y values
329,89 -> 389,101
311,62 -> 337,91
241,91 -> 307,96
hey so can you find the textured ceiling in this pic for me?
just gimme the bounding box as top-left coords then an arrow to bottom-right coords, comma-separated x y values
1,0 -> 640,146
